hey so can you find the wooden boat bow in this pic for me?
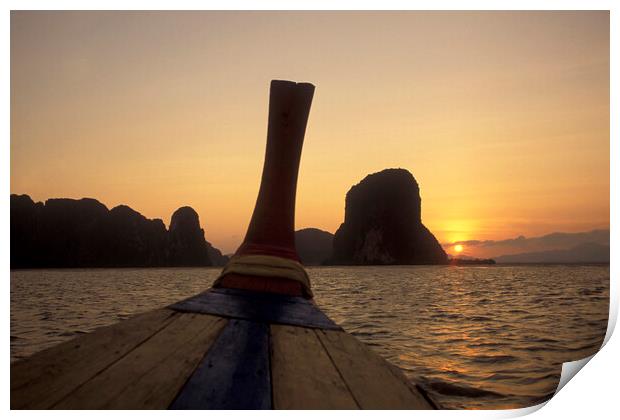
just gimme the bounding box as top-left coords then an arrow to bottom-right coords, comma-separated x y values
10,80 -> 438,410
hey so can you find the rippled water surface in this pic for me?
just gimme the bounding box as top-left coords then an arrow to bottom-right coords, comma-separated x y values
11,265 -> 609,409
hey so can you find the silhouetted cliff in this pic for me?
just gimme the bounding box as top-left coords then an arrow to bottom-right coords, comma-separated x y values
295,228 -> 334,265
10,194 -> 228,268
331,169 -> 448,265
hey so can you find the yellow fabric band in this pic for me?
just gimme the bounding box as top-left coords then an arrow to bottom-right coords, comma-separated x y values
213,254 -> 313,298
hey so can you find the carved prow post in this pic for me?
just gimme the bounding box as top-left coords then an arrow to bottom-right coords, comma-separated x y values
216,80 -> 315,297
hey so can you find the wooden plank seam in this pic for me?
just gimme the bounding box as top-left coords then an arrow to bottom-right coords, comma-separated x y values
313,328 -> 363,409
11,309 -> 180,409
51,313 -> 224,409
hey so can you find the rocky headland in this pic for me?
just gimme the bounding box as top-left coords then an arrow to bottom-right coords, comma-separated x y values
10,194 -> 227,268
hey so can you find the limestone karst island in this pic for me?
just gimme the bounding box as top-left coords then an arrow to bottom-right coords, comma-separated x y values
11,168 -> 451,268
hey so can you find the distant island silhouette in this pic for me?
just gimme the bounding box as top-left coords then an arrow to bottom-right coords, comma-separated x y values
494,242 -> 609,264
444,229 -> 610,264
331,168 -> 448,265
294,228 -> 334,265
10,194 -> 227,268
448,258 -> 496,266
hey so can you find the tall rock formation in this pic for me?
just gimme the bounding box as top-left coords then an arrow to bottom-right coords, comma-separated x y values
10,194 -> 228,268
331,169 -> 447,265
168,207 -> 211,266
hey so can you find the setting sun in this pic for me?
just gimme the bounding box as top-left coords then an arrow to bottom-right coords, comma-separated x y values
454,244 -> 464,254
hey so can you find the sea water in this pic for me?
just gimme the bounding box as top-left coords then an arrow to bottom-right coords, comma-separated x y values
10,265 -> 609,409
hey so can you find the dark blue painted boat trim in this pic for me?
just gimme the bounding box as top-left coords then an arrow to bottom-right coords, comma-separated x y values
209,287 -> 313,305
169,288 -> 341,331
170,319 -> 272,409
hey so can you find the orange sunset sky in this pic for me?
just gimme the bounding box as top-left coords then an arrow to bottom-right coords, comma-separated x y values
11,11 -> 610,254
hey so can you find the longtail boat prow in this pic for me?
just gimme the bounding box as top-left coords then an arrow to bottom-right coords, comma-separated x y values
10,80 -> 439,410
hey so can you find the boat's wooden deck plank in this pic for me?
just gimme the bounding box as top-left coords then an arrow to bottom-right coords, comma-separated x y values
171,319 -> 271,409
317,329 -> 433,409
54,313 -> 226,409
10,308 -> 178,409
271,324 -> 359,409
